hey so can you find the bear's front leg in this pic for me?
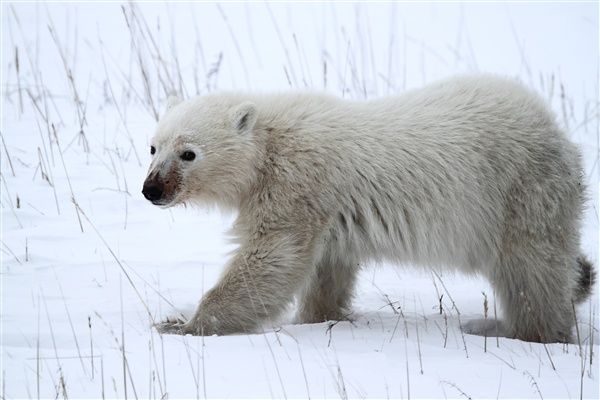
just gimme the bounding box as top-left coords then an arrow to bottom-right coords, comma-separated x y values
157,231 -> 317,336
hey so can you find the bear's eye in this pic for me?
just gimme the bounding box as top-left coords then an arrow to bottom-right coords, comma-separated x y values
180,151 -> 196,161
150,146 -> 156,155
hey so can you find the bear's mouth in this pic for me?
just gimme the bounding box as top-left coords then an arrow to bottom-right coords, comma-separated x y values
151,198 -> 173,207
149,195 -> 181,209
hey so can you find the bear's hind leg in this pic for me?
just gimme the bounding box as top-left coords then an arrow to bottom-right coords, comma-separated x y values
490,242 -> 575,343
296,249 -> 359,324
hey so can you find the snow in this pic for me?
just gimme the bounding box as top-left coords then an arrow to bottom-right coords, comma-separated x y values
1,2 -> 598,399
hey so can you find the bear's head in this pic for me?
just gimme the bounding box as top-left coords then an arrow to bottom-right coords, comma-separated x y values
142,94 -> 260,209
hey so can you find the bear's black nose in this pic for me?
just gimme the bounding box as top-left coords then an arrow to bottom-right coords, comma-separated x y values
142,182 -> 164,202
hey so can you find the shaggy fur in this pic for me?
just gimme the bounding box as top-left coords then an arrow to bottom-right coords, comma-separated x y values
142,74 -> 595,343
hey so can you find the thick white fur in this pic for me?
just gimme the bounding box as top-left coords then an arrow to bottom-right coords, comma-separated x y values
144,74 -> 594,342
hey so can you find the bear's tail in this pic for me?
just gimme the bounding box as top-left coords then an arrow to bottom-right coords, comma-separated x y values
573,255 -> 596,304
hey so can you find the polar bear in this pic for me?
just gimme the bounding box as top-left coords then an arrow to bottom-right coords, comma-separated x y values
142,74 -> 595,343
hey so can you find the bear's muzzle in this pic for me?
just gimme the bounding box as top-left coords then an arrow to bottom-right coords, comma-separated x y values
142,164 -> 183,207
142,176 -> 165,204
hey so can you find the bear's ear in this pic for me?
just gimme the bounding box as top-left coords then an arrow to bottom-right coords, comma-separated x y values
231,101 -> 258,135
166,96 -> 182,113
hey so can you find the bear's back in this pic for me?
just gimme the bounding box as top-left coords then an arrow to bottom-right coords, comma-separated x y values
241,75 -> 582,269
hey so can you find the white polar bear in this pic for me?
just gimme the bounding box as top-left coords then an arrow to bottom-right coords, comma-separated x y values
142,74 -> 595,343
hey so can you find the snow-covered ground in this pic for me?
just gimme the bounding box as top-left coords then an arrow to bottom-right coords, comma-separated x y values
2,2 -> 598,399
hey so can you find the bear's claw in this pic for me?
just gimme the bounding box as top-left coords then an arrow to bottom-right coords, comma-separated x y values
155,317 -> 187,334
